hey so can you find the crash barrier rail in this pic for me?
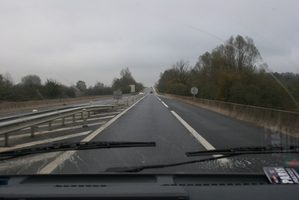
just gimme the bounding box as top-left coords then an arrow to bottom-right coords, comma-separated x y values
164,94 -> 299,137
0,105 -> 114,147
0,95 -> 112,113
0,105 -> 78,123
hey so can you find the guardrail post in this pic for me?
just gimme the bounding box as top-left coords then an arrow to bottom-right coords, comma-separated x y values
31,126 -> 35,138
88,111 -> 91,118
72,114 -> 75,123
82,109 -> 88,128
62,117 -> 65,126
48,121 -> 52,130
4,133 -> 9,147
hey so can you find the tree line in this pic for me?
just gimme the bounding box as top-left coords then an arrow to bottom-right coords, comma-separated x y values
157,35 -> 299,111
0,68 -> 144,101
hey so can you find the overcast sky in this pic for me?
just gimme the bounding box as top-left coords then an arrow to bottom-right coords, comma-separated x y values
0,0 -> 298,87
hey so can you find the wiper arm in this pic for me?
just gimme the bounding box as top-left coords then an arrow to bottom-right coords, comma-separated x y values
0,141 -> 156,160
106,145 -> 299,173
186,145 -> 299,157
106,154 -> 231,172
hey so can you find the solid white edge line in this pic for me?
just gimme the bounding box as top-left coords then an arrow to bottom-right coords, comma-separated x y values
170,110 -> 229,164
161,101 -> 169,108
156,95 -> 161,101
38,95 -> 147,174
170,111 -> 215,150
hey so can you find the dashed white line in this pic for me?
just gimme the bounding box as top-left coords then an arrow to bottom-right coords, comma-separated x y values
161,101 -> 169,108
38,95 -> 147,174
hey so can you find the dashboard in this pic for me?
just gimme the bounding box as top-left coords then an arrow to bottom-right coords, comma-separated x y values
0,173 -> 298,199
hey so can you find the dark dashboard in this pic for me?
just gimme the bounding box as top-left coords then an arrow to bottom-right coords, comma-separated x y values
0,173 -> 298,199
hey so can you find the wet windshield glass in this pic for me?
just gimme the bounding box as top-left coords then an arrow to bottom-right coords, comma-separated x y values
0,0 -> 298,174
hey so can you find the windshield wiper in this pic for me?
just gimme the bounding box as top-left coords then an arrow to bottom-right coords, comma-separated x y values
106,145 -> 299,172
0,141 -> 156,161
106,155 -> 231,172
186,145 -> 299,157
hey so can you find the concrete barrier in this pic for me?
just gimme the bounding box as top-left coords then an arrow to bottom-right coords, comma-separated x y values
163,94 -> 299,138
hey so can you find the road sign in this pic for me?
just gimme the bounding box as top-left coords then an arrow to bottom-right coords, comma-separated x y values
113,90 -> 123,100
129,84 -> 135,93
190,87 -> 198,96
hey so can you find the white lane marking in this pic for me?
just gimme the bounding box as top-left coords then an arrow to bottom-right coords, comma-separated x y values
152,87 -> 157,94
170,110 -> 229,164
161,101 -> 169,108
156,96 -> 161,101
1,122 -> 106,142
171,111 -> 215,150
0,131 -> 91,153
38,95 -> 147,174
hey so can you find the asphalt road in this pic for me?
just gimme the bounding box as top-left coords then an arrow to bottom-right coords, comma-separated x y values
0,91 -> 298,174
161,97 -> 279,148
51,93 -> 206,174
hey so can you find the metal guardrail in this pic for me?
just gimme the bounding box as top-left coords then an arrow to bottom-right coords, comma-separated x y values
0,105 -> 114,147
0,105 -> 79,123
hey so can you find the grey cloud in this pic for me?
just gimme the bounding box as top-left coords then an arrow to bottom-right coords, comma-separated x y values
0,0 -> 298,87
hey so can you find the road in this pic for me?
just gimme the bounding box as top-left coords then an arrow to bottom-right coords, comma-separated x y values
0,90 -> 297,174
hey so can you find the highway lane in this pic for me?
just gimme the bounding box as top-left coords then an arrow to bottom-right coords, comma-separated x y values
160,96 -> 298,148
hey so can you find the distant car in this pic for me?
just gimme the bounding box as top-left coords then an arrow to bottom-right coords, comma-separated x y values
139,92 -> 144,95
150,91 -> 153,94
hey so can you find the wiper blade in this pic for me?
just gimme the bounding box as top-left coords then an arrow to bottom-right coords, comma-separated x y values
106,145 -> 299,173
106,154 -> 231,172
0,141 -> 156,160
186,145 -> 299,157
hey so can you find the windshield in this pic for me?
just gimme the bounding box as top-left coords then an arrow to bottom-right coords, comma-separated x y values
0,0 -> 298,175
